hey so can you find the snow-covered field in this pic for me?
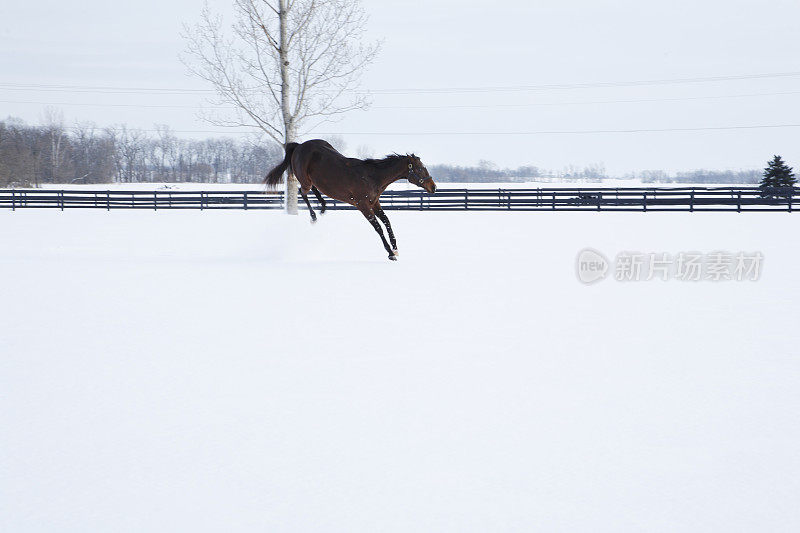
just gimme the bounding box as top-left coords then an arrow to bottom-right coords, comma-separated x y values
31,179 -> 743,192
2,208 -> 799,532
35,181 -> 570,191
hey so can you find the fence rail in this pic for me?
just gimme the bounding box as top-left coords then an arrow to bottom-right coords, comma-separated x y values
0,187 -> 797,212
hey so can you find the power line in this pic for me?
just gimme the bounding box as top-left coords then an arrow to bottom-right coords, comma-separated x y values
0,83 -> 211,94
73,124 -> 800,135
315,124 -> 800,135
2,70 -> 800,96
0,88 -> 210,96
377,90 -> 800,108
367,71 -> 800,94
0,100 -> 210,109
3,90 -> 800,111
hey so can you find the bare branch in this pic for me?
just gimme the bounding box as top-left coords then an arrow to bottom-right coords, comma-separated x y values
182,0 -> 379,145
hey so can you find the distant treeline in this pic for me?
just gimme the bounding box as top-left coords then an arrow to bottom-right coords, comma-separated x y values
626,169 -> 761,184
430,161 -> 541,182
0,116 -> 765,186
430,162 -> 611,182
0,117 -> 282,187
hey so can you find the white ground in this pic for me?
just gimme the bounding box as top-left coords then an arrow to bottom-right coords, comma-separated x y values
33,179 -> 727,192
1,209 -> 799,532
35,181 -> 560,192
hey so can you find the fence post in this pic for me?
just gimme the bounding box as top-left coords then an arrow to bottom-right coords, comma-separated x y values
11,190 -> 15,211
690,190 -> 694,212
642,191 -> 647,211
464,189 -> 468,209
789,190 -> 793,213
59,191 -> 64,211
597,191 -> 602,211
106,191 -> 110,211
552,191 -> 556,210
737,192 -> 741,213
154,191 -> 158,211
243,191 -> 248,210
200,191 -> 204,210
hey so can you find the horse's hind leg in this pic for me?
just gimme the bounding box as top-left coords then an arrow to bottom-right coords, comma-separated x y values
311,186 -> 326,214
300,189 -> 317,222
294,168 -> 317,222
358,204 -> 396,261
374,202 -> 397,255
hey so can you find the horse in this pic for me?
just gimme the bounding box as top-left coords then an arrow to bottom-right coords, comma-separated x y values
265,139 -> 437,261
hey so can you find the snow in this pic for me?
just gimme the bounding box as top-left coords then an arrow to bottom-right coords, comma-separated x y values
36,181 -> 551,192
1,209 -> 799,532
32,179 -> 739,192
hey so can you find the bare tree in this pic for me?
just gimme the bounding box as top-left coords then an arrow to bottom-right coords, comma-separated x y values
182,0 -> 379,213
43,107 -> 70,184
107,125 -> 147,183
323,134 -> 347,154
356,144 -> 374,159
72,122 -> 115,184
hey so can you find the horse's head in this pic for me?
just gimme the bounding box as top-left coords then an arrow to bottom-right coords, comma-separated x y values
406,155 -> 437,194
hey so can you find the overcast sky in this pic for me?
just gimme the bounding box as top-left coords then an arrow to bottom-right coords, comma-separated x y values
2,0 -> 799,174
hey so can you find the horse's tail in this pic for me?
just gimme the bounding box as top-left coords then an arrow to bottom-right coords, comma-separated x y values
264,142 -> 299,187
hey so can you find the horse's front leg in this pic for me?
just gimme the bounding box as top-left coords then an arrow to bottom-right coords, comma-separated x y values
358,204 -> 396,261
374,203 -> 398,256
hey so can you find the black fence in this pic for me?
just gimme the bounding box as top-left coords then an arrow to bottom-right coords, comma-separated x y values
0,186 -> 797,212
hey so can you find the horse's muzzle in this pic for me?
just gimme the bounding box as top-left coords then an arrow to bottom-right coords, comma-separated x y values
425,181 -> 437,194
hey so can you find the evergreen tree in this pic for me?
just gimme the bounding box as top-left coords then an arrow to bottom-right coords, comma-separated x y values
760,155 -> 796,192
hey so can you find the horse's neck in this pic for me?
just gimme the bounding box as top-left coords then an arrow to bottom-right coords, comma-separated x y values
372,160 -> 407,191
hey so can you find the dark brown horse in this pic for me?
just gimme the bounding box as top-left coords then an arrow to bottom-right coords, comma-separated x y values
265,139 -> 437,261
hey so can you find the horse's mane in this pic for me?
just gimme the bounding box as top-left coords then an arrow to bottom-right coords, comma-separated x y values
362,153 -> 414,168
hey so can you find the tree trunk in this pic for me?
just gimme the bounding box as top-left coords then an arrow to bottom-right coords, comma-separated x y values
279,0 -> 298,215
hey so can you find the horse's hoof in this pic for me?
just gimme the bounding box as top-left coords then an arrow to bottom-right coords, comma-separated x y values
392,249 -> 399,257
388,255 -> 397,261
310,217 -> 317,224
